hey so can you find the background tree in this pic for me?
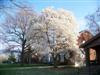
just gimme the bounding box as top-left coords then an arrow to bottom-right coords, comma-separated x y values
0,0 -> 28,12
8,52 -> 16,63
1,8 -> 42,65
77,30 -> 93,46
0,54 -> 8,63
86,7 -> 100,35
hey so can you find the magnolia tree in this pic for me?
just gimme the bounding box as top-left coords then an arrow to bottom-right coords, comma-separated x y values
38,7 -> 80,66
40,7 -> 78,47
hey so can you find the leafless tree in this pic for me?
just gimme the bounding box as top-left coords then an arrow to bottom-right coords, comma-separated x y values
86,7 -> 100,35
1,8 -> 42,64
0,0 -> 31,18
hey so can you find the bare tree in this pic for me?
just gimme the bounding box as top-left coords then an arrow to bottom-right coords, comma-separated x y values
0,0 -> 28,9
0,0 -> 31,18
1,8 -> 42,64
86,7 -> 100,35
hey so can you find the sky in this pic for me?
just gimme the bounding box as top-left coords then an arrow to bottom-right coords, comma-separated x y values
0,0 -> 99,50
0,0 -> 99,30
27,0 -> 98,31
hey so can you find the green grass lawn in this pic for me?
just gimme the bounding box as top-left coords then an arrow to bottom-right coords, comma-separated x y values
0,64 -> 53,72
0,67 -> 78,75
0,64 -> 100,75
0,64 -> 53,68
0,64 -> 79,75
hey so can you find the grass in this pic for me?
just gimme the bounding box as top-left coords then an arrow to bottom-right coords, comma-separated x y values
0,64 -> 100,75
0,64 -> 79,75
0,67 -> 78,75
0,64 -> 52,68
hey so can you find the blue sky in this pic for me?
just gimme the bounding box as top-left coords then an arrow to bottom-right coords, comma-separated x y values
26,0 -> 98,31
0,0 -> 99,50
0,0 -> 99,31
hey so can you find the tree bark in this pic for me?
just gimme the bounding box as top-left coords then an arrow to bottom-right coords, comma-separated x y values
21,39 -> 26,65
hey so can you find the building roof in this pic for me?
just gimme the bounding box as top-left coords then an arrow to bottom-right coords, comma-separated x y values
79,33 -> 100,48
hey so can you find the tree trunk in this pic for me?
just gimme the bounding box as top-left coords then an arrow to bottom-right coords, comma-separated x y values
28,55 -> 31,64
52,53 -> 58,68
21,39 -> 26,65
